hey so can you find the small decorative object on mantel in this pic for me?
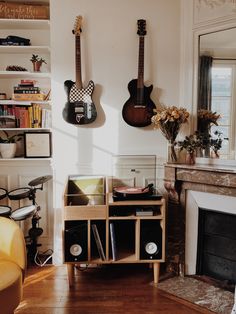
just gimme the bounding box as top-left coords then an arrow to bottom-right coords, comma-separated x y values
197,109 -> 221,157
151,105 -> 189,163
178,130 -> 227,162
210,130 -> 223,158
198,109 -> 221,133
178,134 -> 198,165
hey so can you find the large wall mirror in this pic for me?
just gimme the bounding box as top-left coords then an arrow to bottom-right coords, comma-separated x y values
198,27 -> 236,159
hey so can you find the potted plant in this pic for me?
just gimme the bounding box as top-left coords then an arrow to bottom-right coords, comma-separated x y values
0,131 -> 23,158
210,130 -> 226,158
195,131 -> 212,157
30,54 -> 47,72
178,133 -> 199,165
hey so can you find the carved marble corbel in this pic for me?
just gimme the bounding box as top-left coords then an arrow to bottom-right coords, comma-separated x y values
164,179 -> 182,204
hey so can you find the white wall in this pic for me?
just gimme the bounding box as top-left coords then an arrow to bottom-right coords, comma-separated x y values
50,0 -> 181,208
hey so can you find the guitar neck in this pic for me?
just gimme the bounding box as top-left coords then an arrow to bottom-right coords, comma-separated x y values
75,35 -> 82,89
137,36 -> 144,89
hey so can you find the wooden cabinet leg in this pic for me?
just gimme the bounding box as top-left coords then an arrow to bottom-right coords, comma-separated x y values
153,262 -> 160,285
67,264 -> 75,287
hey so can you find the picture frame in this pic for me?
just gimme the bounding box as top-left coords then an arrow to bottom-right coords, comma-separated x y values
24,132 -> 52,158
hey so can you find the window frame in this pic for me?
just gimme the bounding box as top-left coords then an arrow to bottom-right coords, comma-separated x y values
211,60 -> 236,159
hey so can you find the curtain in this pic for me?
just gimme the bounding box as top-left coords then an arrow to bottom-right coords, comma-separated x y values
198,55 -> 213,110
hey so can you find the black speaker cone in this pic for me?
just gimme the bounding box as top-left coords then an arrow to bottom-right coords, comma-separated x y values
70,244 -> 82,256
145,242 -> 159,255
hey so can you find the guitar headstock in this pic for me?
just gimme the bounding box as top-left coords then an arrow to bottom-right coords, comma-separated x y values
137,19 -> 146,36
72,15 -> 83,35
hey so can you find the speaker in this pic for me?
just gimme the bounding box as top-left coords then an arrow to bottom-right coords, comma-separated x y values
64,221 -> 88,262
140,220 -> 162,260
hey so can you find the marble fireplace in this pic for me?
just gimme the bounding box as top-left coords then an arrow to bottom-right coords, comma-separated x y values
185,190 -> 236,278
164,162 -> 236,283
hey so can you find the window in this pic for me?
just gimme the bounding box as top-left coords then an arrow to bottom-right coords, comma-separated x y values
211,61 -> 236,158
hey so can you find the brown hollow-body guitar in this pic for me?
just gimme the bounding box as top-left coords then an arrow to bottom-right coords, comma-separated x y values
122,19 -> 156,127
63,16 -> 97,125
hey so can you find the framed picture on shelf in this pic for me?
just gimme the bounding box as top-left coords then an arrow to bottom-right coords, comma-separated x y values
24,132 -> 52,158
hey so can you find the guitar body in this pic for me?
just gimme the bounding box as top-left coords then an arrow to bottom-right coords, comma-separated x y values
63,79 -> 97,125
122,79 -> 155,127
122,19 -> 156,127
62,16 -> 97,125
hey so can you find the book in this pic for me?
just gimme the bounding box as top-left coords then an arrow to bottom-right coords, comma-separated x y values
91,224 -> 105,261
18,107 -> 29,128
12,93 -> 45,101
136,208 -> 153,216
14,88 -> 40,94
109,222 -> 117,261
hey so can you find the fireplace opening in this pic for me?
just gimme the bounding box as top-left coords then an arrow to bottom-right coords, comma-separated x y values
196,208 -> 236,285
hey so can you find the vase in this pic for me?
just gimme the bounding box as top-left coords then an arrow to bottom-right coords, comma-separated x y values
202,146 -> 211,158
32,61 -> 42,72
185,151 -> 195,165
167,142 -> 178,163
210,149 -> 220,158
0,143 -> 16,158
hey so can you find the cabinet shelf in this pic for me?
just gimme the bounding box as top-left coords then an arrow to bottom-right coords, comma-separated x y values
0,157 -> 52,161
108,193 -> 164,206
0,100 -> 50,106
109,215 -> 163,220
108,254 -> 138,263
0,128 -> 51,131
0,18 -> 50,30
0,45 -> 50,54
0,71 -> 51,78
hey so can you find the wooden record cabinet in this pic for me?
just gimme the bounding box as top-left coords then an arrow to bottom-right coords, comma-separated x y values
63,175 -> 166,287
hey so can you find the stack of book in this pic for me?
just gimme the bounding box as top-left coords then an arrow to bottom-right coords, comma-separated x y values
0,104 -> 51,128
12,80 -> 45,101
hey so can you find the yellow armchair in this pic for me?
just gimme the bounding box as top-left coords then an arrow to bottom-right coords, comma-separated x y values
0,217 -> 26,314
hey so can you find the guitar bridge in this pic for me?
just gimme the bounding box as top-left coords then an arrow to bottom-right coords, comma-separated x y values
134,105 -> 146,108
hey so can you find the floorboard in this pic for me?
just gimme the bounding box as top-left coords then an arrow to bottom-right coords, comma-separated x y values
15,264 -> 215,314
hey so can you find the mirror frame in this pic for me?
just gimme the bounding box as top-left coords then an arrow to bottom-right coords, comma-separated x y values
192,20 -> 236,160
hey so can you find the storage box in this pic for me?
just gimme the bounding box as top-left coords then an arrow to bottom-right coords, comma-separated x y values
0,2 -> 49,20
65,175 -> 106,206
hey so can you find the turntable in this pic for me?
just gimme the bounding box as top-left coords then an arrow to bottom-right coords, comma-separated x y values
112,184 -> 162,201
111,155 -> 163,201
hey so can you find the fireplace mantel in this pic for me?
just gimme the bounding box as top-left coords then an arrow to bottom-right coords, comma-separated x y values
164,162 -> 236,276
164,163 -> 236,203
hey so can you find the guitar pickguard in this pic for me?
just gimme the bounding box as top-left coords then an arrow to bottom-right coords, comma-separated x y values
63,80 -> 97,125
69,80 -> 94,103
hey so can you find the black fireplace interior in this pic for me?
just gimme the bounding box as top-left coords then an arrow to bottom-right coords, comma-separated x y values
197,208 -> 236,284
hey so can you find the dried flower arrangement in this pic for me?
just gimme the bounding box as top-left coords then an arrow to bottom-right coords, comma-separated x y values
151,105 -> 189,162
198,109 -> 221,133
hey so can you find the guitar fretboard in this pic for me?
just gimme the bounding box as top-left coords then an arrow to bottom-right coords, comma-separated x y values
137,36 -> 144,89
75,35 -> 82,89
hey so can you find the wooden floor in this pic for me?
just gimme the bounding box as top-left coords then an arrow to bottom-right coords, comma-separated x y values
15,264 -> 215,314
